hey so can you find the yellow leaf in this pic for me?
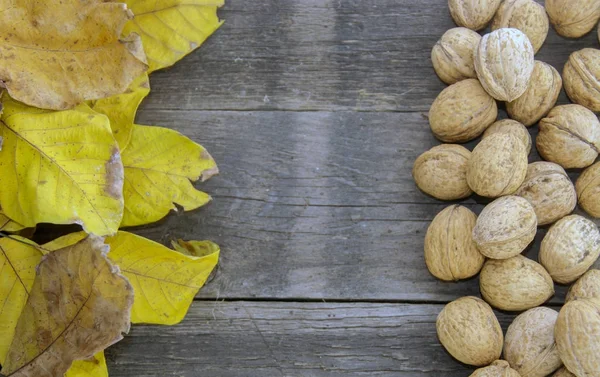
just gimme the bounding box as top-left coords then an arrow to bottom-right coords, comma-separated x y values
46,231 -> 220,325
121,124 -> 218,227
0,95 -> 124,236
0,0 -> 147,110
1,237 -> 133,377
89,73 -> 151,150
0,236 -> 42,364
0,211 -> 25,232
124,0 -> 224,72
66,352 -> 108,377
172,239 -> 220,257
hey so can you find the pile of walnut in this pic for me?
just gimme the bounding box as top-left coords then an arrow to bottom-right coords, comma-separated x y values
413,1 -> 600,376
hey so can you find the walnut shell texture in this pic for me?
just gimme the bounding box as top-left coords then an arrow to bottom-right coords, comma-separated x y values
515,161 -> 577,226
563,48 -> 600,112
480,255 -> 554,311
448,0 -> 502,31
576,162 -> 600,218
467,133 -> 528,198
507,61 -> 562,127
546,0 -> 600,38
413,144 -> 473,200
566,269 -> 600,302
504,307 -> 562,377
483,119 -> 532,154
429,79 -> 498,143
555,299 -> 600,377
425,205 -> 484,281
436,296 -> 504,366
491,0 -> 549,53
469,360 -> 521,377
474,28 -> 535,101
539,215 -> 600,284
537,104 -> 600,169
553,368 -> 576,377
473,196 -> 537,259
432,27 -> 482,84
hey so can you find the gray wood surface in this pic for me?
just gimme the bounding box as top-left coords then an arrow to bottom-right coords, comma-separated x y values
29,0 -> 600,375
106,301 -> 531,377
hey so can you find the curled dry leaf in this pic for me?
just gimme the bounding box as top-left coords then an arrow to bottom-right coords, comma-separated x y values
0,95 -> 124,236
0,211 -> 25,232
45,231 -> 220,325
0,0 -> 147,110
0,236 -> 42,364
120,124 -> 218,227
124,0 -> 224,72
0,236 -> 133,377
89,73 -> 150,150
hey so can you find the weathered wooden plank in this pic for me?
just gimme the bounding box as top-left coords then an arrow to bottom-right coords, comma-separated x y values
143,0 -> 598,112
106,301 -> 525,377
127,109 -> 595,302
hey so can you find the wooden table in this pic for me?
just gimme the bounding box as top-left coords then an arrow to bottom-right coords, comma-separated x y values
106,1 -> 600,375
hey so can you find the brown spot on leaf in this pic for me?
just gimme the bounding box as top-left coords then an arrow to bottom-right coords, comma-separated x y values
104,147 -> 124,199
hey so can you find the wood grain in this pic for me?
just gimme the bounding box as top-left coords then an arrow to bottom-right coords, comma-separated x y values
106,301 -> 529,377
129,109 -> 597,303
143,0 -> 598,112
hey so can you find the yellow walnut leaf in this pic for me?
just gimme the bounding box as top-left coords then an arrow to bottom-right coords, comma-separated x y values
1,236 -> 133,377
66,352 -> 108,377
0,211 -> 25,232
121,124 -> 218,227
124,0 -> 224,72
0,0 -> 148,110
89,73 -> 151,150
0,236 -> 42,364
46,231 -> 220,325
0,95 -> 124,236
172,239 -> 220,257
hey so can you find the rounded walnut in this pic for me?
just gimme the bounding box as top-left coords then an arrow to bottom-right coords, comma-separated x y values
539,215 -> 600,284
491,0 -> 549,53
483,119 -> 532,154
467,133 -> 528,198
472,196 -> 537,259
424,205 -> 484,281
553,368 -> 575,377
555,299 -> 600,377
507,61 -> 562,127
469,360 -> 520,377
413,144 -> 472,200
448,0 -> 502,31
537,104 -> 600,169
545,0 -> 600,38
436,296 -> 503,366
432,27 -> 482,84
515,162 -> 576,226
474,28 -> 535,101
429,79 -> 498,143
563,48 -> 600,112
480,255 -> 554,311
566,269 -> 600,302
576,162 -> 600,218
504,307 -> 562,377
